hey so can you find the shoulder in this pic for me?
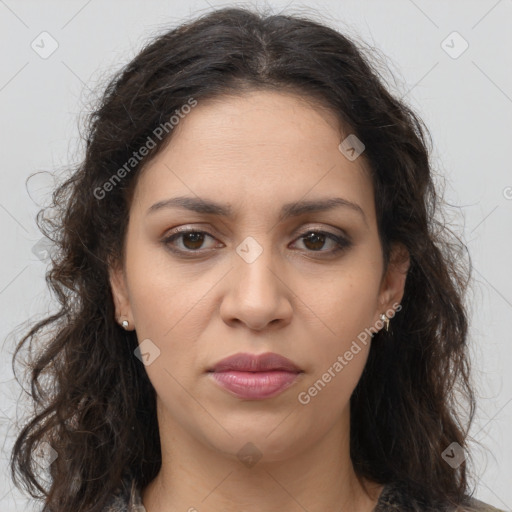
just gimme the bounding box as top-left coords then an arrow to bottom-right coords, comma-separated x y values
374,481 -> 506,512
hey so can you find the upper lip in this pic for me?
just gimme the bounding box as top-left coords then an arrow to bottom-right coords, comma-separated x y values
208,352 -> 303,373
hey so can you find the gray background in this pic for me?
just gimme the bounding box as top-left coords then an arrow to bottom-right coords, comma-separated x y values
0,0 -> 511,510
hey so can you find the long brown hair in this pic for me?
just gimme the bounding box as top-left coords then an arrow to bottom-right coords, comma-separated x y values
10,7 -> 479,511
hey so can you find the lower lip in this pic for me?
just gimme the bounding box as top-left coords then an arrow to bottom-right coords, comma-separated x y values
209,370 -> 301,399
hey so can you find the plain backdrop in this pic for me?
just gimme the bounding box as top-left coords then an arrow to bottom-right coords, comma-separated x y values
1,1 -> 511,510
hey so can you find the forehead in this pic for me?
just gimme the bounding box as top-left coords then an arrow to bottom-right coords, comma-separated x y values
161,89 -> 346,158
133,90 -> 375,223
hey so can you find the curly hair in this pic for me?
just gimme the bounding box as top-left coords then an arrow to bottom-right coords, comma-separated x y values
10,6 -> 478,512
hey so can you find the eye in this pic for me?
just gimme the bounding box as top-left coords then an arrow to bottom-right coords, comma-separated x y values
162,228 -> 222,254
291,230 -> 352,255
162,226 -> 352,257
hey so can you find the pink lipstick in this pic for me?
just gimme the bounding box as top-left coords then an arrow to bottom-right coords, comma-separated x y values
207,352 -> 303,400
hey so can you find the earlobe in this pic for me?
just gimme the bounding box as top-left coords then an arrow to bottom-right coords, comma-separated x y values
379,243 -> 410,313
108,264 -> 133,326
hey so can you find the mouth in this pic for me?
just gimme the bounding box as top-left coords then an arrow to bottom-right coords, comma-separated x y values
208,370 -> 303,399
207,352 -> 304,400
208,351 -> 302,373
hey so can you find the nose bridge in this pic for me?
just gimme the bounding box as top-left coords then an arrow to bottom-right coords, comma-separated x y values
234,234 -> 280,302
220,234 -> 292,329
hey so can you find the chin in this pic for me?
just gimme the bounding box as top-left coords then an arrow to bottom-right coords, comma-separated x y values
202,420 -> 316,466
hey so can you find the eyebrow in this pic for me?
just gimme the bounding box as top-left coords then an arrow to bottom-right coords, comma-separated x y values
147,196 -> 367,224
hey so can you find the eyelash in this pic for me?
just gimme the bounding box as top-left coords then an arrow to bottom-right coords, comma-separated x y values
161,227 -> 352,257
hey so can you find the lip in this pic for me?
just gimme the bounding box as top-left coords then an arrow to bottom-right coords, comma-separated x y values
208,352 -> 302,373
207,352 -> 303,400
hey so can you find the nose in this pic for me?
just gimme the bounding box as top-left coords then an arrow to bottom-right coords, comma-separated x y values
219,245 -> 293,331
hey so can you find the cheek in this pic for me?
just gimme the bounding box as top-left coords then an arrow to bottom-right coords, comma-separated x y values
314,261 -> 382,342
122,244 -> 206,381
299,255 -> 381,391
125,238 -> 205,336
294,274 -> 377,418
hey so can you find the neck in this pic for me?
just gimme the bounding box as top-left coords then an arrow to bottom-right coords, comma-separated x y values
141,400 -> 383,512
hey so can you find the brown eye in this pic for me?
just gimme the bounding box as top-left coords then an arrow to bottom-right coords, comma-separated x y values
161,228 -> 351,257
180,232 -> 206,250
162,230 -> 220,253
292,230 -> 352,254
302,232 -> 327,251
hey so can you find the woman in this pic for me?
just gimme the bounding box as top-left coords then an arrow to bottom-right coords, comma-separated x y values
9,6 -> 505,512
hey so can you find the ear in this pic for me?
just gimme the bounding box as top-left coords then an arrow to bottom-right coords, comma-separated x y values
376,242 -> 410,318
108,262 -> 133,327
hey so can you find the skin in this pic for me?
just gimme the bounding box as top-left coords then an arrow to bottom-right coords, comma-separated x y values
110,90 -> 410,512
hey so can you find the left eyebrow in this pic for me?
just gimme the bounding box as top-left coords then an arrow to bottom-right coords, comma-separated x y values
147,195 -> 367,225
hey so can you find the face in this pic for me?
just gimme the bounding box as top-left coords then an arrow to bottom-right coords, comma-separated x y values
110,90 -> 408,463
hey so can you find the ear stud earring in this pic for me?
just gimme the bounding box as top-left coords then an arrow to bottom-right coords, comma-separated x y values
120,318 -> 130,330
380,313 -> 390,332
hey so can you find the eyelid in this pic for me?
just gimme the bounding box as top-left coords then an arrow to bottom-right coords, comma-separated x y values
294,223 -> 348,238
160,226 -> 223,254
162,224 -> 223,239
162,223 -> 348,239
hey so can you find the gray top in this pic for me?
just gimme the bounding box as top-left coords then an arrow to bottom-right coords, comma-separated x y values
101,477 -> 506,512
